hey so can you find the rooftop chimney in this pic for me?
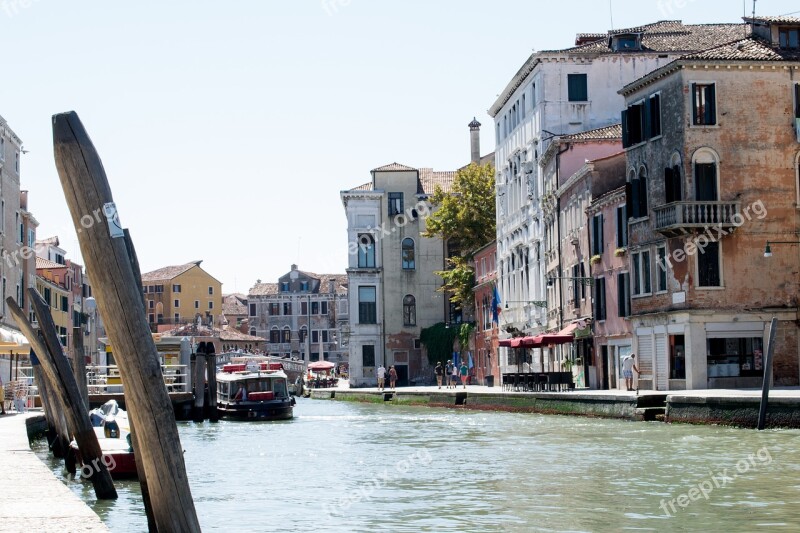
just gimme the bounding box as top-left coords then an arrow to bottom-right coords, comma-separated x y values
291,264 -> 298,271
468,117 -> 481,164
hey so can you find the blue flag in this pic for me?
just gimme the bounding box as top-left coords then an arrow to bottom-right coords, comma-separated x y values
453,351 -> 459,367
492,284 -> 501,324
468,352 -> 474,369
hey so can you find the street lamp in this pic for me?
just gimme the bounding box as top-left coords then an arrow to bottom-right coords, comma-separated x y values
764,241 -> 800,258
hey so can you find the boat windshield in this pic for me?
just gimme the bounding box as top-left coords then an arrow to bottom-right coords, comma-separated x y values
271,378 -> 288,398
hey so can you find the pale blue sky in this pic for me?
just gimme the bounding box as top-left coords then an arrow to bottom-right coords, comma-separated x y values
2,0 -> 796,291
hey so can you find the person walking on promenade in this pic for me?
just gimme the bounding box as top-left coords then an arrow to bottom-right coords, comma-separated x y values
459,361 -> 469,389
377,364 -> 386,390
388,365 -> 398,390
435,362 -> 444,389
451,362 -> 459,389
622,353 -> 639,391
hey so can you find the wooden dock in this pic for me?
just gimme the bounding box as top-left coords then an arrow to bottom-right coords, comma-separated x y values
0,413 -> 109,531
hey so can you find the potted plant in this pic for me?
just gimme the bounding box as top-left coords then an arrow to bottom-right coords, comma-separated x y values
590,254 -> 602,265
614,247 -> 626,257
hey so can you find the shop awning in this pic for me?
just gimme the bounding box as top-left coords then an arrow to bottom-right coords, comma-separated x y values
498,339 -> 513,347
538,333 -> 574,346
557,323 -> 578,337
510,336 -> 543,348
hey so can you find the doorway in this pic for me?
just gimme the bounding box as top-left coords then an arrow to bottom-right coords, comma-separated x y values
395,364 -> 409,387
601,345 -> 609,390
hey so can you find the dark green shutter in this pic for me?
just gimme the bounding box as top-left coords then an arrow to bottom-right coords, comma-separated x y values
643,98 -> 652,140
795,83 -> 800,118
664,167 -> 674,203
621,109 -> 629,147
691,83 -> 698,125
706,84 -> 716,125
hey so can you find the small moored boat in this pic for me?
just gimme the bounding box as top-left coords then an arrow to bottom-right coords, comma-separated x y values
216,361 -> 295,421
71,400 -> 138,478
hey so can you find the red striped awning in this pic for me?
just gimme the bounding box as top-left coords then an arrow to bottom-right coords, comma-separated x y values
498,339 -> 512,347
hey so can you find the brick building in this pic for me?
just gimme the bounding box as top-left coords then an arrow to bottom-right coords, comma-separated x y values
620,17 -> 800,389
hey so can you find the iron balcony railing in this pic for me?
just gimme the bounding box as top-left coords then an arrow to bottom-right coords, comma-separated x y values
653,201 -> 741,237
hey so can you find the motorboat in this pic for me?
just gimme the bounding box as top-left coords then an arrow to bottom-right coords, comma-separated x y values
216,361 -> 295,420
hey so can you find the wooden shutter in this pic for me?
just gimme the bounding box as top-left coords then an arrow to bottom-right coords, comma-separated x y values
795,83 -> 800,118
598,213 -> 604,254
621,109 -> 629,147
706,84 -> 716,125
625,182 -> 634,219
638,174 -> 648,217
617,273 -> 626,317
672,165 -> 682,202
691,83 -> 698,125
643,98 -> 652,140
664,167 -> 674,203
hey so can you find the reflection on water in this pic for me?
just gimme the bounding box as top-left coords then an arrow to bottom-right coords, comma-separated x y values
34,398 -> 800,532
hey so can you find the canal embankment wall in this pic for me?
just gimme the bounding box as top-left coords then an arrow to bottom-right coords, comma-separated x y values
311,387 -> 800,428
0,412 -> 110,532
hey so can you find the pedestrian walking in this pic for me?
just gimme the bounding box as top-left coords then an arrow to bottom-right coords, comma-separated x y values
388,365 -> 398,390
450,362 -> 459,388
435,362 -> 444,389
460,361 -> 469,389
622,353 -> 639,391
377,364 -> 386,390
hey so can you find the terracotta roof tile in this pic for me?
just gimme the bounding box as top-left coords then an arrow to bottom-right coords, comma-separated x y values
222,301 -> 248,316
744,15 -> 800,25
680,36 -> 800,61
36,257 -> 66,270
141,261 -> 202,282
561,123 -> 622,141
418,168 -> 456,194
350,182 -> 373,191
371,162 -> 416,172
249,282 -> 279,296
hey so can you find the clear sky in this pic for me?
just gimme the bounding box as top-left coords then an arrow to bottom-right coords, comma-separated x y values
2,0 -> 797,292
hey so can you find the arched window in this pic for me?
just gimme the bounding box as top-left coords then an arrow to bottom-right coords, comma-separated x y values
692,148 -> 719,201
269,327 -> 280,344
403,295 -> 416,326
637,166 -> 648,216
357,234 -> 375,268
402,238 -> 415,270
299,326 -> 308,343
281,326 -> 291,343
665,152 -> 683,203
249,328 -> 256,337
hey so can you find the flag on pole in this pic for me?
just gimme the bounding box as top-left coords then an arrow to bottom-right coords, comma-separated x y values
468,352 -> 474,369
492,284 -> 502,324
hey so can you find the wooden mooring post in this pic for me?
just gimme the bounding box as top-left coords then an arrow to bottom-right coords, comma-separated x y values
72,327 -> 89,410
7,296 -> 117,499
192,352 -> 206,422
53,111 -> 200,531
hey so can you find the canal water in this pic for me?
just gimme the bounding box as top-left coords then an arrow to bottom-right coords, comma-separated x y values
34,398 -> 800,532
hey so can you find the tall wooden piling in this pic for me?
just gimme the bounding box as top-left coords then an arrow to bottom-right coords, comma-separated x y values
192,353 -> 206,422
53,111 -> 200,531
8,297 -> 117,499
72,327 -> 89,410
207,346 -> 219,422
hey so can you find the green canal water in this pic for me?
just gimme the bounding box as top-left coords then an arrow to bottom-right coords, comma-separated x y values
34,397 -> 800,532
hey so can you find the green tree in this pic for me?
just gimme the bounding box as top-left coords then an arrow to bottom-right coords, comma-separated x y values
423,162 -> 496,306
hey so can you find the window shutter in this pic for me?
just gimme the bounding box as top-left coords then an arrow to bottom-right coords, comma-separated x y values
691,83 -> 698,125
672,165 -> 682,202
598,213 -> 604,253
621,109 -> 629,147
795,83 -> 800,118
643,98 -> 652,140
706,84 -> 716,125
625,181 -> 634,219
638,175 -> 648,217
617,273 -> 625,317
664,167 -> 674,203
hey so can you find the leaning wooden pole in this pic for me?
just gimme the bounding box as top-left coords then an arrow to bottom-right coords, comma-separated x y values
72,327 -> 89,410
52,111 -> 200,531
8,297 -> 117,499
192,353 -> 206,422
757,317 -> 778,430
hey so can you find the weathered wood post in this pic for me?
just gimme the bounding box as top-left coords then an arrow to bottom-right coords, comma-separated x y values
8,297 -> 117,499
207,343 -> 218,422
32,363 -> 61,455
53,111 -> 200,531
32,349 -> 70,460
757,317 -> 778,430
192,350 -> 206,422
72,327 -> 89,410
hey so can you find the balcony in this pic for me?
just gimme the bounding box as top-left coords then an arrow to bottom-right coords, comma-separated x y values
653,201 -> 741,237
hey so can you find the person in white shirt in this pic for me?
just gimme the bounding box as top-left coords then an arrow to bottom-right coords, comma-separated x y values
622,354 -> 639,391
377,365 -> 386,390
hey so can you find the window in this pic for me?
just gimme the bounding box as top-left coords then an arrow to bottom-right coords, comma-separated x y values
637,167 -> 648,217
149,300 -> 154,309
357,234 -> 375,268
521,93 -> 526,119
664,165 -> 682,203
692,83 -> 716,126
299,327 -> 307,343
269,303 -> 280,315
388,192 -> 404,216
627,168 -> 649,218
281,282 -> 289,292
795,83 -> 800,119
174,313 -> 180,322
591,214 -> 603,255
300,280 -> 309,291
779,27 -> 799,49
270,328 -> 280,343
656,246 -> 668,292
402,238 -> 415,270
632,250 -> 652,296
616,205 -> 628,247
567,73 -> 588,102
362,345 -> 376,368
174,299 -> 180,308
617,272 -> 631,317
148,313 -> 154,324
208,286 -> 214,295
301,301 -> 308,315
249,303 -> 256,316
649,94 -> 661,138
612,34 -> 642,51
283,302 -> 292,315
321,301 -> 328,315
403,295 -> 416,326
208,301 -> 213,310
621,101 -> 644,146
698,241 -> 721,287
281,327 -> 291,343
311,301 -> 319,315
572,264 -> 581,307
594,277 -> 606,321
59,327 -> 67,346
695,162 -> 718,201
195,300 -> 200,309
172,284 -> 181,293
154,285 -> 164,293
358,286 -> 377,324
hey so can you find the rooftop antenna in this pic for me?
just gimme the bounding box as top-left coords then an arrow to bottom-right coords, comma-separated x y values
751,0 -> 757,36
609,0 -> 614,30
